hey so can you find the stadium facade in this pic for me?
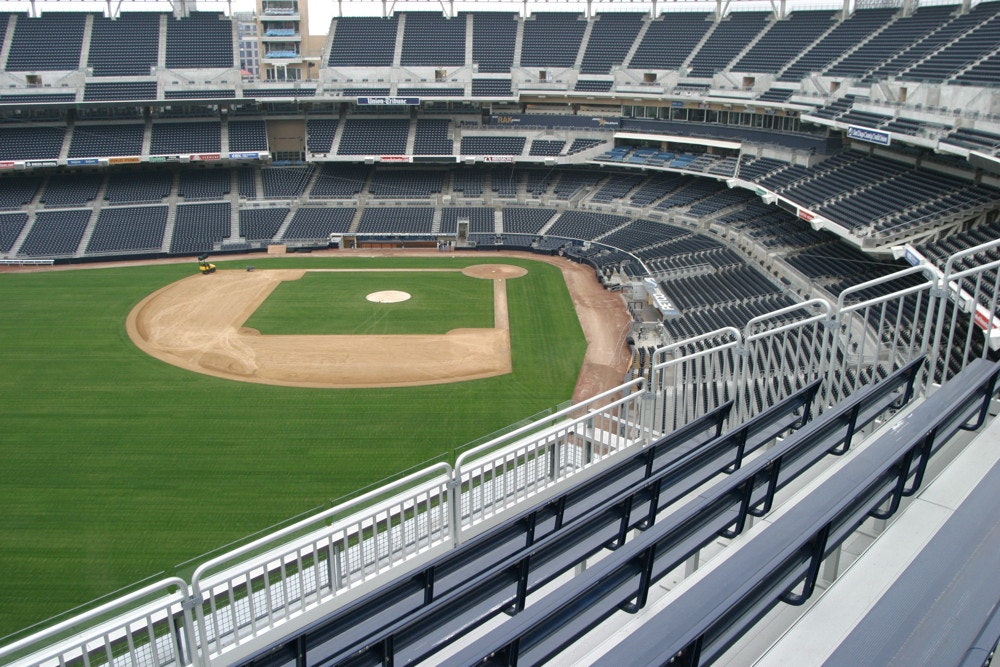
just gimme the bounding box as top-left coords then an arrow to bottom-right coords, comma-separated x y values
0,0 -> 999,664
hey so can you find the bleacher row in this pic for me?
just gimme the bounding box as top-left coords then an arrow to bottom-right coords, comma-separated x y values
0,120 -> 267,161
0,11 -> 233,73
0,1 -> 996,109
735,151 -> 1000,241
319,4 -> 1000,87
6,159 -> 994,349
4,107 -> 995,175
0,117 -> 613,161
806,95 -> 1000,156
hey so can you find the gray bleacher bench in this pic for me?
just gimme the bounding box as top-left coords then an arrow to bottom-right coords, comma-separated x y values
594,356 -> 1000,667
442,356 -> 926,666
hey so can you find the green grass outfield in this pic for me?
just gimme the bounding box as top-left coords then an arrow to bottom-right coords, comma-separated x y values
0,255 -> 586,639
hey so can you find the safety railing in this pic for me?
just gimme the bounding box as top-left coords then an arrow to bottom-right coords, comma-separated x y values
5,240 -> 1000,667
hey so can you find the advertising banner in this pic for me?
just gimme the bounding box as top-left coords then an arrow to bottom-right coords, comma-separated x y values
357,97 -> 419,106
847,126 -> 891,146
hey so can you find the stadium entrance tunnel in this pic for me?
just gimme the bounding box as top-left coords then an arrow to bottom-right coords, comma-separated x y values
126,266 -> 524,388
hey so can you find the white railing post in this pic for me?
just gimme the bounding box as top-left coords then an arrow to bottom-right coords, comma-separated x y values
448,475 -> 464,548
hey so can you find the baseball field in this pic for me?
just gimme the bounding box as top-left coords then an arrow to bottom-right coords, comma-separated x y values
0,252 -> 629,640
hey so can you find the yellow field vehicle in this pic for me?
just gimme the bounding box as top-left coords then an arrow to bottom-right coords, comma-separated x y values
198,255 -> 216,274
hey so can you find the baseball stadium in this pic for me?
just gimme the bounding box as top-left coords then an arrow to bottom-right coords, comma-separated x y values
0,0 -> 998,664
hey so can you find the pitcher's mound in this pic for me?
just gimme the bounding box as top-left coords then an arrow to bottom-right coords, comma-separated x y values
366,290 -> 411,303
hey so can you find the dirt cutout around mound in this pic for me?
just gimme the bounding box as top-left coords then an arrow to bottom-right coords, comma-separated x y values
115,250 -> 631,401
127,265 -> 530,389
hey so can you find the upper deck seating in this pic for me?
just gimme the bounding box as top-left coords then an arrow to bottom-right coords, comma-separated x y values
629,12 -> 712,71
825,4 -> 954,79
687,11 -> 771,78
866,3 -> 983,81
165,12 -> 234,68
327,16 -> 398,66
900,1 -> 1000,83
5,13 -> 87,71
953,48 -> 1000,86
400,12 -> 465,66
580,12 -> 645,74
732,11 -> 837,73
0,14 -> 10,55
779,8 -> 897,81
88,13 -> 161,76
470,12 -> 518,73
519,13 -> 586,68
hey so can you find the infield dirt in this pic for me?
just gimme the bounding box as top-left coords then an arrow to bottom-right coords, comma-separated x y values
28,250 -> 630,398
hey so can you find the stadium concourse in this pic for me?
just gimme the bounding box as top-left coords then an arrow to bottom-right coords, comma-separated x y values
1,0 -> 999,664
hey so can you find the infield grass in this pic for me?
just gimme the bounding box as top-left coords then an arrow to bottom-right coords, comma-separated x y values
0,255 -> 586,639
245,270 -> 494,335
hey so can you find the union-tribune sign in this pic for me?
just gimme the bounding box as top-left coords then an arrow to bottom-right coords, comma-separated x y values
357,97 -> 419,106
847,125 -> 891,146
